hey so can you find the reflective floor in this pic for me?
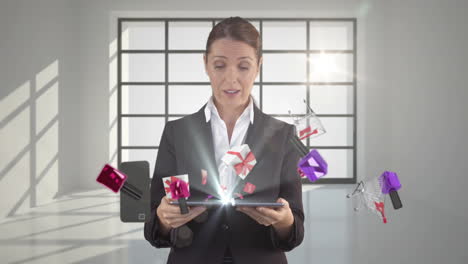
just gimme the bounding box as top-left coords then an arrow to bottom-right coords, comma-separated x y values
1,185 -> 467,264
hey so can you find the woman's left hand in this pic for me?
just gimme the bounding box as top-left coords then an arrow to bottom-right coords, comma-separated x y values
236,197 -> 294,230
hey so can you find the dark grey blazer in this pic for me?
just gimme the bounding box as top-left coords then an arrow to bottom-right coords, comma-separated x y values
144,103 -> 304,264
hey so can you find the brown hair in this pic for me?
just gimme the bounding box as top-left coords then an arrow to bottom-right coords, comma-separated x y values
205,16 -> 262,64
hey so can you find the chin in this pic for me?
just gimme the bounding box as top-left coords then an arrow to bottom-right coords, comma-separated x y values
225,97 -> 246,106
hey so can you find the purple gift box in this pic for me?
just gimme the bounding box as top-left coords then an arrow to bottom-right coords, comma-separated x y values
297,149 -> 328,182
380,171 -> 402,194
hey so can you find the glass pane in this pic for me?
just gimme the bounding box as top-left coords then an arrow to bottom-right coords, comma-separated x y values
168,86 -> 212,114
263,54 -> 307,82
169,21 -> 212,50
309,53 -> 353,83
122,85 -> 165,114
122,54 -> 165,82
169,54 -> 209,82
262,85 -> 307,114
262,21 -> 306,50
309,21 -> 354,50
121,117 -> 165,146
309,85 -> 353,114
122,149 -> 158,178
316,149 -> 353,178
309,117 -> 353,147
122,22 -> 165,50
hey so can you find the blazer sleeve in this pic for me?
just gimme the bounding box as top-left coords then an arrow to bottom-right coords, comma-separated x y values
144,121 -> 177,248
269,124 -> 305,251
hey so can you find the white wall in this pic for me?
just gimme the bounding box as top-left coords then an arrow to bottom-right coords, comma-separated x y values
355,1 -> 468,263
0,0 -> 80,217
386,0 -> 468,214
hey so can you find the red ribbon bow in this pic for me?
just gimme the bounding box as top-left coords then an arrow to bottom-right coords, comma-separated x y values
170,179 -> 190,199
299,126 -> 319,140
226,150 -> 255,177
374,202 -> 387,224
164,176 -> 181,195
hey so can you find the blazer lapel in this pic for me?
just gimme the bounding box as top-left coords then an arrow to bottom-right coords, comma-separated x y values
184,104 -> 221,199
244,104 -> 267,164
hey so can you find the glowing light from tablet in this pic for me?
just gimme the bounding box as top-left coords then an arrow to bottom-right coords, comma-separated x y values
221,194 -> 231,205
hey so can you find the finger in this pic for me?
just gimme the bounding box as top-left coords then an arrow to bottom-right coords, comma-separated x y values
161,212 -> 192,220
250,209 -> 277,224
162,206 -> 206,222
160,197 -> 186,213
256,207 -> 281,220
165,199 -> 201,213
161,196 -> 174,205
188,206 -> 207,219
277,197 -> 290,208
239,210 -> 265,225
237,207 -> 275,225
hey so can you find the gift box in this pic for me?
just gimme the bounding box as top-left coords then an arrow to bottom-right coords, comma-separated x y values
293,112 -> 326,140
380,171 -> 402,194
96,164 -> 127,193
170,179 -> 190,200
243,182 -> 256,194
297,149 -> 328,182
162,174 -> 189,199
222,144 -> 257,180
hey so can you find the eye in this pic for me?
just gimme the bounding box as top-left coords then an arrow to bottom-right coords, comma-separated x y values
239,62 -> 251,71
214,65 -> 225,70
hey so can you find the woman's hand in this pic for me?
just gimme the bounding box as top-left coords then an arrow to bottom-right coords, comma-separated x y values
236,198 -> 294,239
156,196 -> 207,235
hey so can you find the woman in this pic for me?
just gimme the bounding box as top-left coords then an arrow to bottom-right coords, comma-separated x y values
144,16 -> 304,264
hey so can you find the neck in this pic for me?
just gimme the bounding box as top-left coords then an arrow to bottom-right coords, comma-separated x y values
213,97 -> 250,126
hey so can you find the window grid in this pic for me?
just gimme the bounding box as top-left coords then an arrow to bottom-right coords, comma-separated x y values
117,17 -> 357,184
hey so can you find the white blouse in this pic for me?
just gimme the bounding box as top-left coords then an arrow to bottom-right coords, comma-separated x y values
204,96 -> 255,195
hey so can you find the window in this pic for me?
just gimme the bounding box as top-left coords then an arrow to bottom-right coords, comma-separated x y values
117,18 -> 357,183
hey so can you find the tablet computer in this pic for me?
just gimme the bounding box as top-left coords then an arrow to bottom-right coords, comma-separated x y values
169,200 -> 284,208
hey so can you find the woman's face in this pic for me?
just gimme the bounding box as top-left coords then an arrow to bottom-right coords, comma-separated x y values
204,38 -> 262,110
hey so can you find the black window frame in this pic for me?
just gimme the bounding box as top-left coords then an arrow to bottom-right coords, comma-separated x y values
117,17 -> 357,184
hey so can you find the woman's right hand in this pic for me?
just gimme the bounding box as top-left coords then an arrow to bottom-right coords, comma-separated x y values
156,196 -> 207,234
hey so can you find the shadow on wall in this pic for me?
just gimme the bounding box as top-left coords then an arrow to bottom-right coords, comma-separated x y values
0,60 -> 60,217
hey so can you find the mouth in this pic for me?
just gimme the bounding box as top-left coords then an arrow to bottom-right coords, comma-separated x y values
224,89 -> 240,95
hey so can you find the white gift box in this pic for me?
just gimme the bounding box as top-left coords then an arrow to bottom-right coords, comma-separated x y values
294,112 -> 326,140
221,144 -> 256,180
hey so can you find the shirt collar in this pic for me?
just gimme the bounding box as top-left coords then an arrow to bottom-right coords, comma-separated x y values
204,95 -> 255,124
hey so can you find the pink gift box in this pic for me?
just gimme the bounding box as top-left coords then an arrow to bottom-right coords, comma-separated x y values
96,164 -> 127,193
162,174 -> 189,199
243,182 -> 256,194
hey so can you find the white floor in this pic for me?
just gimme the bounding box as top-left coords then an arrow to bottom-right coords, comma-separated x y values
1,185 -> 467,264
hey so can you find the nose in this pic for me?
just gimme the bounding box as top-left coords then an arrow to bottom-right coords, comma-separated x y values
226,67 -> 238,84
